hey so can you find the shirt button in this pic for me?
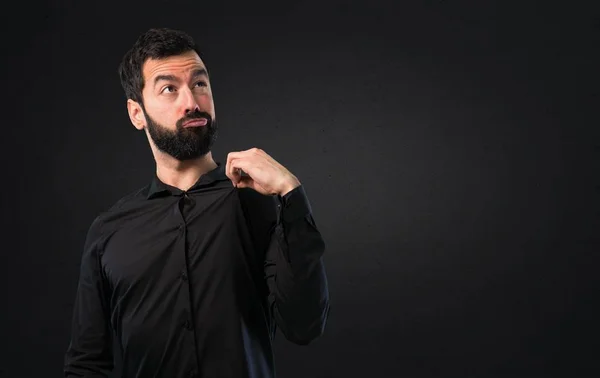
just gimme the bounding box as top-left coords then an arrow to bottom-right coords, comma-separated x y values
181,271 -> 188,281
188,370 -> 197,378
183,320 -> 192,330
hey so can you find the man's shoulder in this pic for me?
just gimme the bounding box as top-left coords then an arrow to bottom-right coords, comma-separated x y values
91,183 -> 152,228
108,183 -> 151,212
234,188 -> 279,248
236,188 -> 277,218
236,188 -> 281,229
79,183 -> 150,251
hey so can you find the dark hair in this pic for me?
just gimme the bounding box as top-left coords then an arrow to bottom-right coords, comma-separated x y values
118,27 -> 204,104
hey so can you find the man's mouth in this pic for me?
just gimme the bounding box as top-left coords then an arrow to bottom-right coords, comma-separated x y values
182,118 -> 208,128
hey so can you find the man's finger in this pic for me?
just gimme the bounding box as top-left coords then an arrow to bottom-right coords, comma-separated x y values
227,160 -> 241,185
235,175 -> 254,190
229,158 -> 252,174
226,151 -> 253,181
227,150 -> 253,164
229,158 -> 255,186
224,156 -> 234,184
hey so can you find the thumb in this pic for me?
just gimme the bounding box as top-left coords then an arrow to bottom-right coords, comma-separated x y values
235,176 -> 254,189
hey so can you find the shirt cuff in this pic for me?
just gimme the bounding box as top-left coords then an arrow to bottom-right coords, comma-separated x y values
274,185 -> 312,224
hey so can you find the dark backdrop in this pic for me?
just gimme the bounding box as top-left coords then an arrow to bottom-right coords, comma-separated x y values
3,1 -> 598,377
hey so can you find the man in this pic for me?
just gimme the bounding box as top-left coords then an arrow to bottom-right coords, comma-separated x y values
64,27 -> 330,378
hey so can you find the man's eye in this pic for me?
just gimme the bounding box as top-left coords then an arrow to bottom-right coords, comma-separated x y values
195,81 -> 207,88
162,85 -> 176,93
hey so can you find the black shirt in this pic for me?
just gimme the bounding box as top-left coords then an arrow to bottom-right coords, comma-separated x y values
64,162 -> 330,378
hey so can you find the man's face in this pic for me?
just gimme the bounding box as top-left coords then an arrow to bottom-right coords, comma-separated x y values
137,50 -> 218,160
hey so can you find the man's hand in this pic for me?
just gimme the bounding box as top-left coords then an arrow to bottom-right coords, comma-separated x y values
225,148 -> 300,196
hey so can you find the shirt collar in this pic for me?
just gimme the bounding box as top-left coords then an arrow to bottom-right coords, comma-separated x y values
146,161 -> 229,199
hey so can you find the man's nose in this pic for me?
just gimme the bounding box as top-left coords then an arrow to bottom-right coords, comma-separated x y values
180,88 -> 199,114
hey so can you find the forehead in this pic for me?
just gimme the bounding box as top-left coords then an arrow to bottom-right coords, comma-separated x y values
142,50 -> 207,82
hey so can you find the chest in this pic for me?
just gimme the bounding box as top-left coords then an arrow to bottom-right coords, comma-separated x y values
100,188 -> 263,293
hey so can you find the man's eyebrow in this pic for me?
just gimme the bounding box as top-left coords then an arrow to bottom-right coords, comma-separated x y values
191,68 -> 208,79
154,74 -> 179,86
153,68 -> 208,86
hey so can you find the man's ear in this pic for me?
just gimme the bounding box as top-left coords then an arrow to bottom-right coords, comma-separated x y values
127,99 -> 146,130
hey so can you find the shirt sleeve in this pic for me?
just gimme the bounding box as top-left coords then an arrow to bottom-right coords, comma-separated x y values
64,216 -> 114,377
264,185 -> 331,345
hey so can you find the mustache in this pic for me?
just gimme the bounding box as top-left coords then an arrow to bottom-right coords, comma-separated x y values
177,111 -> 212,128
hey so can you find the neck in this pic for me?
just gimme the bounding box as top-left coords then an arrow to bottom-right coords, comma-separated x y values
154,150 -> 218,191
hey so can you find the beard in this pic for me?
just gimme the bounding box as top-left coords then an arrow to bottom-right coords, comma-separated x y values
144,109 -> 218,161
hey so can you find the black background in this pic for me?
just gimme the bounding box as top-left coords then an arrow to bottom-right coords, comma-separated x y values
3,1 -> 599,377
